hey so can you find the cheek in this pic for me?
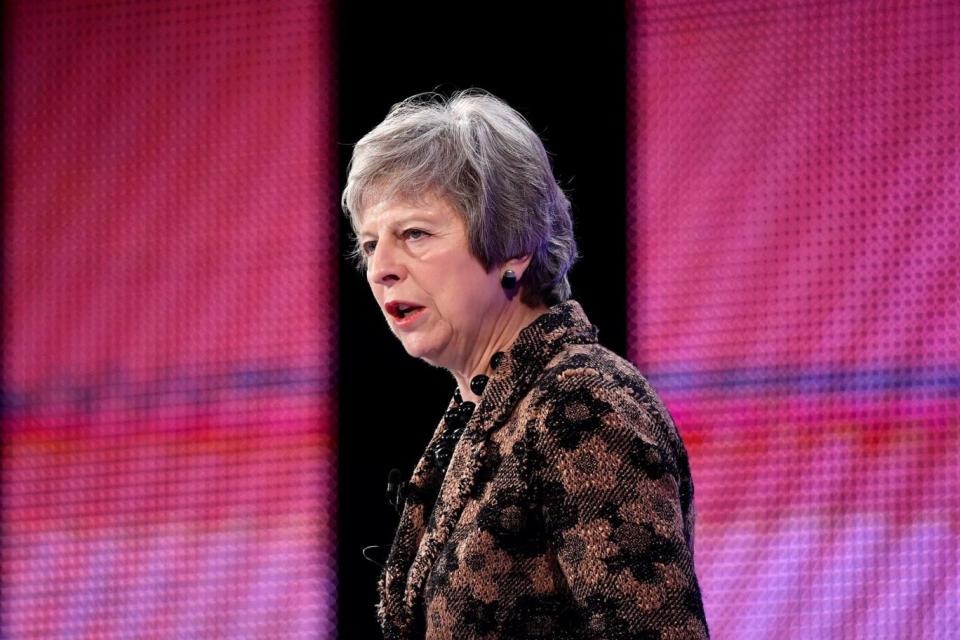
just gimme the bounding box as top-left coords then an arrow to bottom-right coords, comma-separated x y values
421,251 -> 490,310
440,273 -> 491,318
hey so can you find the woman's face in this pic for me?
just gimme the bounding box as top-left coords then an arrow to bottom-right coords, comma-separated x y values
359,192 -> 506,372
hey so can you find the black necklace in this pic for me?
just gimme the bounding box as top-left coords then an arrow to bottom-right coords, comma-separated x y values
431,351 -> 505,472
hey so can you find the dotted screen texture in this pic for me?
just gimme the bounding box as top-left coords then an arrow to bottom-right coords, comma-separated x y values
628,2 -> 958,638
3,2 -> 335,638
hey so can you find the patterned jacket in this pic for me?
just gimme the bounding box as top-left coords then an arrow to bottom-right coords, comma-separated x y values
376,299 -> 709,639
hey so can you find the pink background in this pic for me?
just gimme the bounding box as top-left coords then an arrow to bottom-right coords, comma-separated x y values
4,1 -> 958,638
3,1 -> 335,637
629,2 -> 958,638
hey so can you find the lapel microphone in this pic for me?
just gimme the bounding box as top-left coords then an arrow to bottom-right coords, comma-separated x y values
385,467 -> 407,514
361,467 -> 408,570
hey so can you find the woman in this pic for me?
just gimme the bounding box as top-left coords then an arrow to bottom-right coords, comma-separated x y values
342,89 -> 709,639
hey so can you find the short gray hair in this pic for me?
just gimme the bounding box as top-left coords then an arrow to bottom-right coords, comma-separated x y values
340,88 -> 579,308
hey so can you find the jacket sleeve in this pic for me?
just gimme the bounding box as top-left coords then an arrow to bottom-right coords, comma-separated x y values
527,375 -> 709,639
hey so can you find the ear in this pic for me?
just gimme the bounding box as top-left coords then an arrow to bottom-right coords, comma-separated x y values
503,253 -> 534,280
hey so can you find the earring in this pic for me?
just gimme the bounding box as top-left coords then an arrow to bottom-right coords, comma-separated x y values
501,269 -> 517,290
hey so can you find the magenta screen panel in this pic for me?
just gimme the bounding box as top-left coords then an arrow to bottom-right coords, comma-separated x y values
3,2 -> 335,638
628,2 -> 958,638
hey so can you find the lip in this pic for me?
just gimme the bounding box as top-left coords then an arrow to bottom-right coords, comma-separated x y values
385,300 -> 428,327
385,300 -> 425,316
392,306 -> 427,327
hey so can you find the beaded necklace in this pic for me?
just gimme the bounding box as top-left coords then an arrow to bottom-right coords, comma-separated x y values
430,350 -> 505,472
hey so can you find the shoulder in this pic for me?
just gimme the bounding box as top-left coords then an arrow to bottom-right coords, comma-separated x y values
523,342 -> 689,480
529,343 -> 670,430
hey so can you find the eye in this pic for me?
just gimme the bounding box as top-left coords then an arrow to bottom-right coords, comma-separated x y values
360,229 -> 427,257
404,228 -> 428,241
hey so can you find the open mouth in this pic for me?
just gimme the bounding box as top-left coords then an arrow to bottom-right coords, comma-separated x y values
386,301 -> 426,320
396,306 -> 423,319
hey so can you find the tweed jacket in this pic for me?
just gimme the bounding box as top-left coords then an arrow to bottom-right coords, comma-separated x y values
376,299 -> 709,639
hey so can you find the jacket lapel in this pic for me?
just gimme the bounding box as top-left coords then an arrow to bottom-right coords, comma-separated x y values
377,397 -> 454,638
378,300 -> 599,638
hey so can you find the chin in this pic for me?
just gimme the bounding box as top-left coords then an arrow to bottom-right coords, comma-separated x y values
399,339 -> 431,361
400,340 -> 444,368
416,355 -> 442,368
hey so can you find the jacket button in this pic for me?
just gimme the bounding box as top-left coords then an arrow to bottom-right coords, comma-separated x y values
470,374 -> 489,396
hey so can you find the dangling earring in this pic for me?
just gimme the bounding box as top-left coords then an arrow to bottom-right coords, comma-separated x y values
501,269 -> 517,290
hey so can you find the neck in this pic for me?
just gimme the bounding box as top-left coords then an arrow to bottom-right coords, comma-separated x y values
452,299 -> 549,405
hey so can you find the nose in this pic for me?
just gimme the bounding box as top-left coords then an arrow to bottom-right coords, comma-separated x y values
366,236 -> 406,287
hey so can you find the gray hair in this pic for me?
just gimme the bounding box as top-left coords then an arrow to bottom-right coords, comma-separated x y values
340,88 -> 579,308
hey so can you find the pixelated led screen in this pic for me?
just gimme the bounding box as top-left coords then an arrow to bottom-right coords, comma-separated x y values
3,2 -> 335,638
628,1 -> 958,638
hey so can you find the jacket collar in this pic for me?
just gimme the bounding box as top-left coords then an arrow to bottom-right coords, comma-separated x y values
377,299 -> 599,638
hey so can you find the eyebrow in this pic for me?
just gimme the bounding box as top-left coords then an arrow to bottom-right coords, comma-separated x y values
359,215 -> 436,239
